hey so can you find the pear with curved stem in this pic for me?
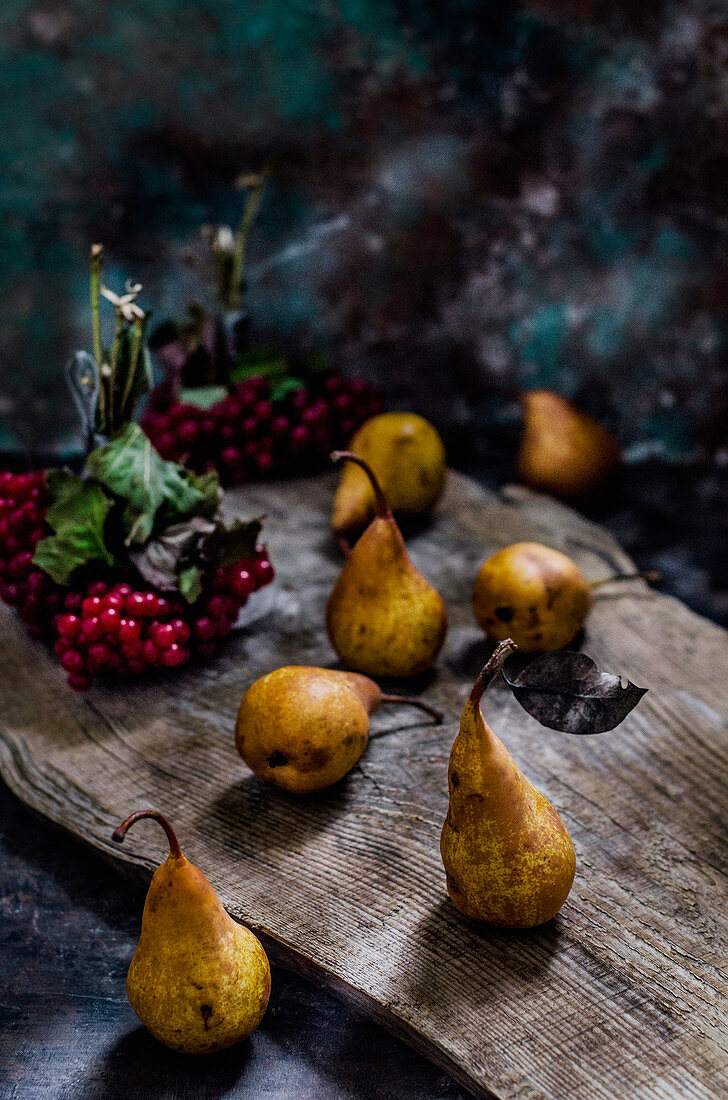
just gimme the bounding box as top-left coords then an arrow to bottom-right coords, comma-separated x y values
326,451 -> 447,678
112,810 -> 270,1053
236,666 -> 443,793
441,641 -> 576,927
331,412 -> 447,539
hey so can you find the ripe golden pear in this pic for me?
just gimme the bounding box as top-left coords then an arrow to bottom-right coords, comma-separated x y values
441,641 -> 576,927
331,412 -> 446,538
517,389 -> 620,501
327,451 -> 448,678
236,665 -> 442,793
112,810 -> 270,1054
473,542 -> 591,653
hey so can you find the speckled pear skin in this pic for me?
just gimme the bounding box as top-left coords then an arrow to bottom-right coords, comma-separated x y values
332,413 -> 447,536
326,514 -> 447,678
441,658 -> 575,928
127,851 -> 271,1054
517,389 -> 620,501
472,542 -> 592,654
236,666 -> 380,793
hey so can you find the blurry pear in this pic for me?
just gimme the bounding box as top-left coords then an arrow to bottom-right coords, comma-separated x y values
517,389 -> 620,501
327,451 -> 447,677
473,542 -> 591,653
112,810 -> 270,1054
441,641 -> 576,927
236,665 -> 442,793
332,412 -> 446,538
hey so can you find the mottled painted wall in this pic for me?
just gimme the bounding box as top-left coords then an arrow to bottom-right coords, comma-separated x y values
1,0 -> 728,459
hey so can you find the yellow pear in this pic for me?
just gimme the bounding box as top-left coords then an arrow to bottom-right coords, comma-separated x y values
517,389 -> 620,501
473,542 -> 592,653
327,451 -> 447,677
112,810 -> 270,1053
331,412 -> 446,539
236,666 -> 442,793
441,641 -> 576,927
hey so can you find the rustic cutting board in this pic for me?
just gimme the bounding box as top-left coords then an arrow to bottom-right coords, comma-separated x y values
1,471 -> 726,1100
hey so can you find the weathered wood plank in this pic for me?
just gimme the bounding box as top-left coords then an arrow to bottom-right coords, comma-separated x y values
0,471 -> 726,1100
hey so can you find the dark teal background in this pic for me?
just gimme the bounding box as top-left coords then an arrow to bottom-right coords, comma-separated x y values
2,1 -> 727,458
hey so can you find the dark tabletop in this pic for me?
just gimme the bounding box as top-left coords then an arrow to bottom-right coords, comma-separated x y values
1,778 -> 468,1100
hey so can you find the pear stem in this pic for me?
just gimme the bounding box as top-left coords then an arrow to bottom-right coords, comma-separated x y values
330,451 -> 392,520
379,694 -> 444,723
470,639 -> 518,705
112,810 -> 183,861
590,570 -> 661,591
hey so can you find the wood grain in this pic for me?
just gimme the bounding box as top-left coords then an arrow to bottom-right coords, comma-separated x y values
0,471 -> 726,1100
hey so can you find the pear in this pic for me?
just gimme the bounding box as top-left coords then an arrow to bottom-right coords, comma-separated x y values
472,541 -> 592,653
236,666 -> 442,793
112,810 -> 270,1054
517,389 -> 620,501
441,641 -> 575,927
326,451 -> 448,678
331,412 -> 446,539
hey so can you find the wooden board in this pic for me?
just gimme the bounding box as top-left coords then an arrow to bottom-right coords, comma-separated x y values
0,471 -> 726,1100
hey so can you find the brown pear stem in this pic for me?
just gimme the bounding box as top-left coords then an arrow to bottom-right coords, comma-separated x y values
330,450 -> 392,520
112,810 -> 183,860
590,570 -> 661,591
379,694 -> 444,723
470,639 -> 518,705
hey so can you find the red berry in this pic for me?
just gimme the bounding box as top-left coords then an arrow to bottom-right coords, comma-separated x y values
68,673 -> 93,691
26,571 -> 47,595
113,582 -> 132,598
170,618 -> 191,643
103,592 -> 125,611
65,592 -> 84,613
177,420 -> 199,445
82,596 -> 104,619
119,618 -> 141,643
121,639 -> 144,660
193,616 -> 216,641
87,643 -> 113,670
161,643 -> 189,667
143,640 -> 160,665
221,446 -> 242,468
87,581 -> 108,598
61,649 -> 85,674
254,558 -> 274,586
99,607 -> 121,633
57,614 -> 81,639
80,616 -> 103,643
125,591 -> 146,615
229,566 -> 253,600
152,622 -> 176,649
207,595 -> 231,620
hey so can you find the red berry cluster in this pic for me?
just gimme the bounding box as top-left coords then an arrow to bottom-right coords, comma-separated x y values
52,553 -> 273,690
0,470 -> 275,690
0,471 -> 60,638
142,370 -> 382,484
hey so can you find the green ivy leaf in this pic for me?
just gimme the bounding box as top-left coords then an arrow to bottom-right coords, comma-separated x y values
86,423 -> 205,545
179,564 -> 204,604
185,468 -> 222,518
178,385 -> 228,410
32,469 -> 115,584
231,347 -> 287,384
270,376 -> 304,403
